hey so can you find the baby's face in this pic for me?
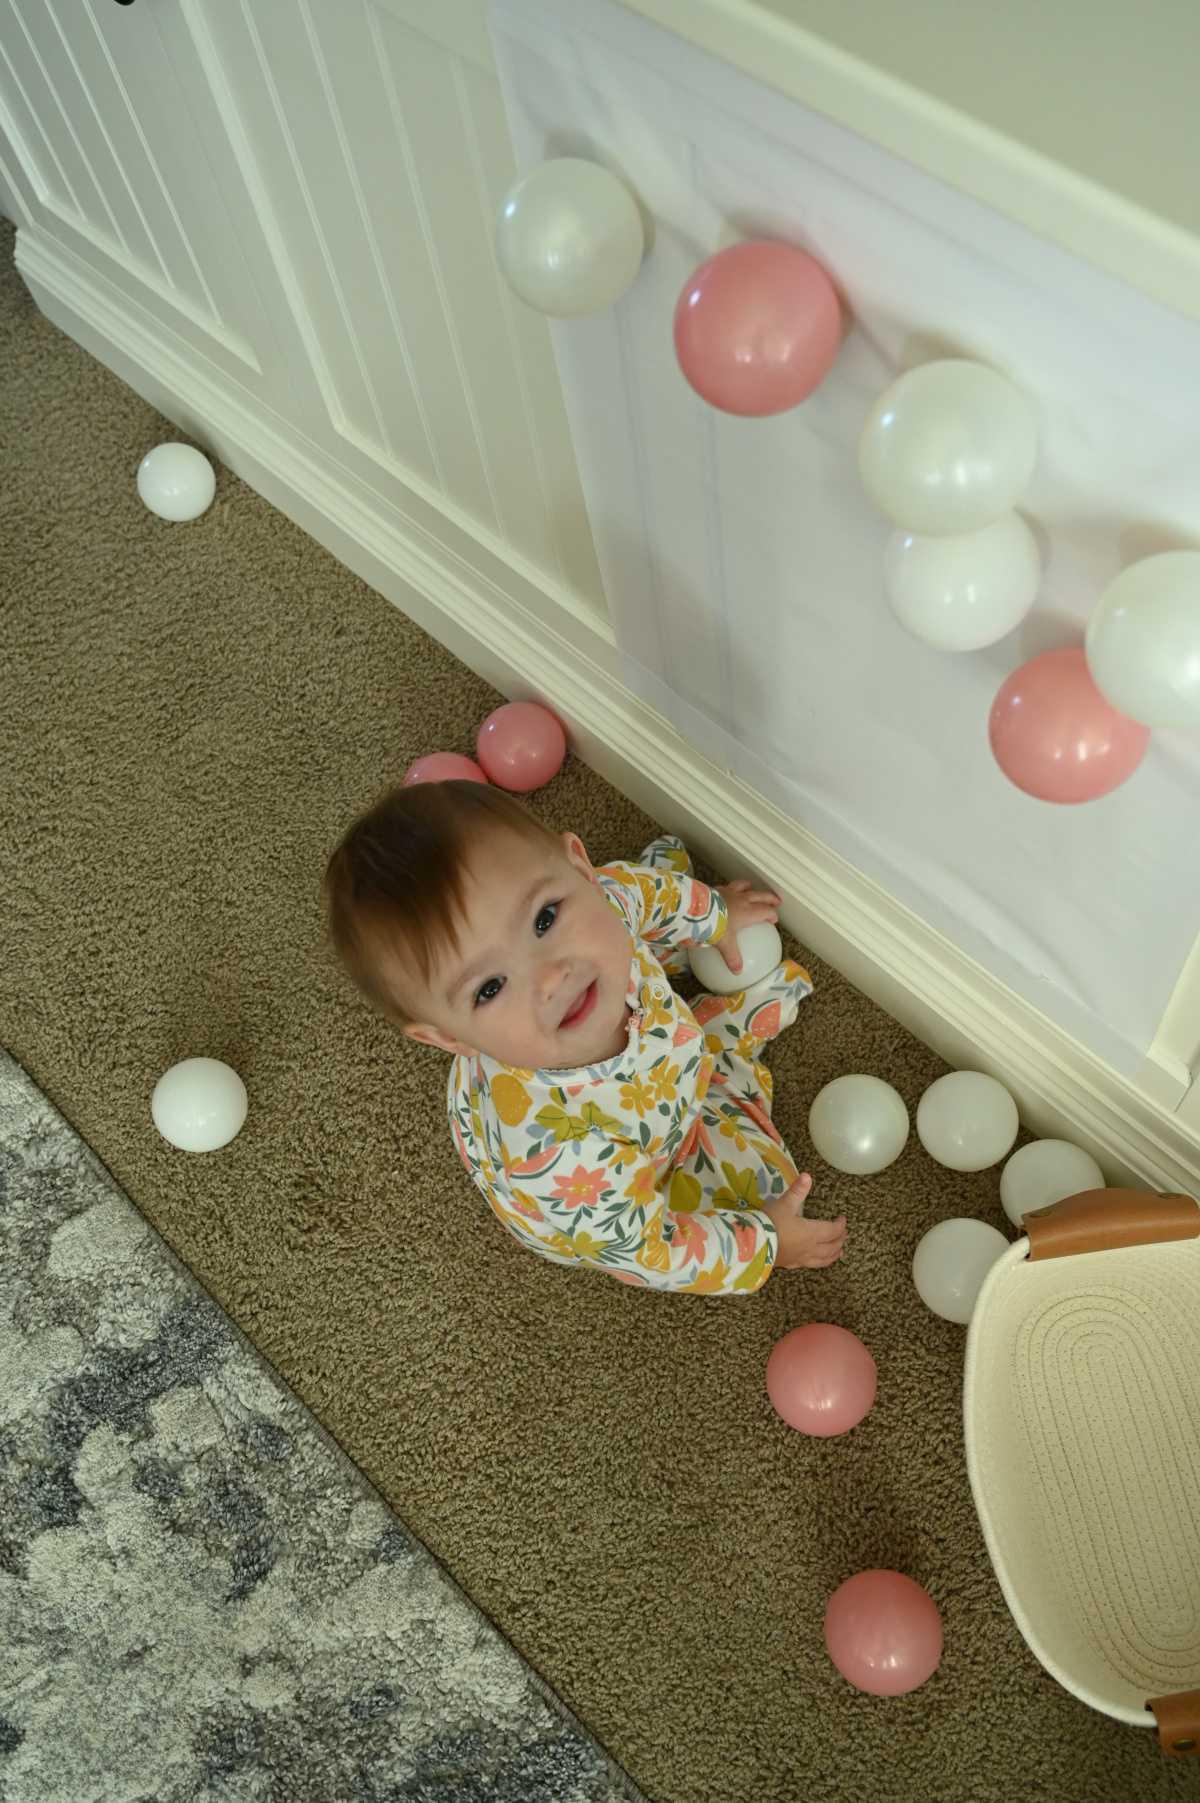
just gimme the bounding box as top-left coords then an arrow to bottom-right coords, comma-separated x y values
404,828 -> 635,1070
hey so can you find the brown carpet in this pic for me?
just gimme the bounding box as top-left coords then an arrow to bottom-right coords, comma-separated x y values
2,219 -> 1190,1803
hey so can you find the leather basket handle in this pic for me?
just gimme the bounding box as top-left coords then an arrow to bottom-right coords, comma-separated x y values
1148,1690 -> 1200,1755
1024,1187 -> 1200,1261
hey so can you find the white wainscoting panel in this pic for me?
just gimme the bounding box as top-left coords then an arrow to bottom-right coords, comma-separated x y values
182,0 -> 605,619
491,0 -> 1200,1080
0,0 -> 272,376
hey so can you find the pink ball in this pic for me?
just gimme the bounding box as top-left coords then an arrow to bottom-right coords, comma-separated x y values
766,1323 -> 877,1437
989,645 -> 1149,804
476,702 -> 566,793
403,753 -> 489,786
673,240 -> 842,417
824,1570 -> 944,1696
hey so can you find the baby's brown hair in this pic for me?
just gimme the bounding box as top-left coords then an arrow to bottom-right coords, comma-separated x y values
324,779 -> 560,1023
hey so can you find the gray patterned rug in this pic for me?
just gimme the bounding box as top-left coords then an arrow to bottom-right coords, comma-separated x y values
0,1050 -> 644,1803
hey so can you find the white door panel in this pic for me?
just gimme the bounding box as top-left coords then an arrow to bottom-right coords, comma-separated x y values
185,0 -> 603,608
0,0 -> 287,387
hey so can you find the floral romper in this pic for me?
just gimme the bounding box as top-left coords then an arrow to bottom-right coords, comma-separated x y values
448,837 -> 813,1294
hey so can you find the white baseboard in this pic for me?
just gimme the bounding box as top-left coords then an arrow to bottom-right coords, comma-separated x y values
18,221 -> 1200,1197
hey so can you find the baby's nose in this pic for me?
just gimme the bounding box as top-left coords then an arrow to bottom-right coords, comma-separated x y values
538,956 -> 571,1000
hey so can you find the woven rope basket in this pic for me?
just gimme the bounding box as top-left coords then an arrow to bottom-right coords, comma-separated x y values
964,1189 -> 1200,1756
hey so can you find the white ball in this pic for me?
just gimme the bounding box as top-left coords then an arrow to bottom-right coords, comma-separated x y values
137,443 -> 216,521
916,1070 -> 1019,1171
808,1074 -> 910,1175
1085,550 -> 1200,728
884,513 -> 1041,651
688,921 -> 782,995
151,1057 -> 247,1152
913,1217 -> 1010,1324
858,360 -> 1038,536
999,1138 -> 1105,1228
496,157 -> 645,318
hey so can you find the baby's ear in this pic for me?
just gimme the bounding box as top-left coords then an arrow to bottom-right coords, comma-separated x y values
562,832 -> 595,881
404,1023 -> 476,1057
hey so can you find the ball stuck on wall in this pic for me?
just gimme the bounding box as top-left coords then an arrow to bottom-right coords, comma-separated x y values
495,158 -> 645,317
673,240 -> 842,416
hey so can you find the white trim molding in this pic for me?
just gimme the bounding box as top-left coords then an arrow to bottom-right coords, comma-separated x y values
18,220 -> 1200,1198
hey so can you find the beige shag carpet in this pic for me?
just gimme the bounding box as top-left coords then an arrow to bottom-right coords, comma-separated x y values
3,220 -> 1191,1802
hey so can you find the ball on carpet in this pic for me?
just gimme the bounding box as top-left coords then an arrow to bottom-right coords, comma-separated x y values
151,1057 -> 247,1152
808,1074 -> 909,1175
403,753 -> 489,786
766,1322 -> 877,1437
824,1570 -> 944,1696
476,701 -> 566,792
136,443 -> 216,521
912,1217 -> 1009,1324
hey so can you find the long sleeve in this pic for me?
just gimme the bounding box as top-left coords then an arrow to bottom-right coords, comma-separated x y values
596,858 -> 728,957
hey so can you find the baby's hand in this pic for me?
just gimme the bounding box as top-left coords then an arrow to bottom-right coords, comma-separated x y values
765,1175 -> 848,1270
715,878 -> 781,974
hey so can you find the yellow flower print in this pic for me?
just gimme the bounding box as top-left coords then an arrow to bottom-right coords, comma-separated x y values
636,1213 -> 672,1274
606,1141 -> 637,1175
490,1074 -> 532,1126
734,1031 -> 757,1062
712,1163 -> 762,1210
648,1060 -> 680,1105
624,1161 -> 660,1206
755,1061 -> 774,1104
547,1231 -> 580,1260
633,948 -> 663,987
536,1101 -> 625,1142
718,1116 -> 751,1154
683,1258 -> 731,1294
640,991 -> 675,1033
695,1057 -> 713,1101
619,1075 -> 657,1117
637,869 -> 680,922
609,1131 -> 660,1174
667,1169 -> 703,1213
569,1230 -> 606,1260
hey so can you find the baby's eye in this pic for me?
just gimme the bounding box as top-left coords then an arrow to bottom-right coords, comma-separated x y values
474,976 -> 504,1008
535,901 -> 560,935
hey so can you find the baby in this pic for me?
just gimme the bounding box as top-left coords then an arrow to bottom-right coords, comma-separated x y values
325,780 -> 847,1294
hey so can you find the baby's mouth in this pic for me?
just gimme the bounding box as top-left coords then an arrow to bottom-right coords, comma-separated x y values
560,980 -> 598,1030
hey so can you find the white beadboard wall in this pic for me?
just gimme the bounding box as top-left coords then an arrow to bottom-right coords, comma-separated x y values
4,0 -> 1200,1191
0,0 -> 606,624
185,0 -> 603,609
490,0 -> 1200,1083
